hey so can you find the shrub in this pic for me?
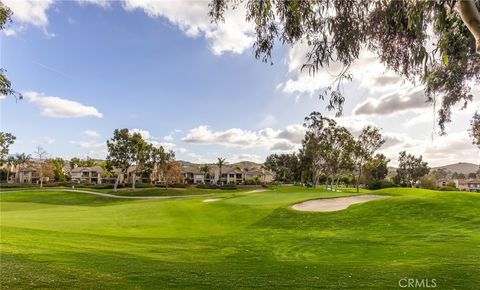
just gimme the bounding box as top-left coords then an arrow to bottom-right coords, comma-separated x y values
133,183 -> 155,188
91,184 -> 114,189
220,184 -> 237,190
196,184 -> 219,189
0,183 -> 38,188
439,186 -> 458,191
368,179 -> 396,190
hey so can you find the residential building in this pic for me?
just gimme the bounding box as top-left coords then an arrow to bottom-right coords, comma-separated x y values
467,180 -> 480,192
71,166 -> 103,184
453,179 -> 469,191
437,179 -> 448,187
18,166 -> 41,184
181,164 -> 275,184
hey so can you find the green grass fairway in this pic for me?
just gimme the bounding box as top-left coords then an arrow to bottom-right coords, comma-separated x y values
1,187 -> 479,289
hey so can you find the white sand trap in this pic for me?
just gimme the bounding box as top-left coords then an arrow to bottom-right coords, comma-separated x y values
247,189 -> 269,193
292,194 -> 390,212
203,198 -> 224,202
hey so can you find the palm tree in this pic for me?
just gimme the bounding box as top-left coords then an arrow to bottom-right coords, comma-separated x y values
15,153 -> 31,183
216,157 -> 226,184
200,164 -> 211,184
5,156 -> 15,183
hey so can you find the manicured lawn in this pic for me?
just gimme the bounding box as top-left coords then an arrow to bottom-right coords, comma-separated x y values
1,187 -> 479,289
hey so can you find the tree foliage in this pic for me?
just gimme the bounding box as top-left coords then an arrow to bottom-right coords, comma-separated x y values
395,151 -> 430,187
0,3 -> 21,101
363,153 -> 390,182
264,153 -> 301,182
49,158 -> 68,182
353,125 -> 385,192
0,131 -> 16,165
210,0 -> 480,136
470,111 -> 480,147
301,112 -> 355,190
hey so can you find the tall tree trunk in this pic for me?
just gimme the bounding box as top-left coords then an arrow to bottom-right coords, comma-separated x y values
114,175 -> 119,192
458,0 -> 480,53
335,177 -> 340,192
312,169 -> 316,189
6,170 -> 10,183
356,166 -> 362,193
132,172 -> 136,189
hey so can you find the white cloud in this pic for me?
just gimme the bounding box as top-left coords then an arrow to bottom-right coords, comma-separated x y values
122,0 -> 254,55
70,140 -> 105,149
181,125 -> 258,147
24,91 -> 103,118
83,130 -> 100,137
181,124 -> 305,152
279,43 -> 407,97
163,129 -> 181,141
32,136 -> 56,145
3,0 -> 54,36
353,87 -> 427,116
75,0 -> 110,8
270,141 -> 295,151
130,128 -> 151,139
259,115 -> 277,127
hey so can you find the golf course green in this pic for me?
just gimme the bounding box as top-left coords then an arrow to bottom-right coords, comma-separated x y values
1,186 -> 479,289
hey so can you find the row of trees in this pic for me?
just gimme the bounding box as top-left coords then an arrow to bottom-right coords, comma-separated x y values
265,112 -> 386,192
265,112 -> 436,190
106,128 -> 183,191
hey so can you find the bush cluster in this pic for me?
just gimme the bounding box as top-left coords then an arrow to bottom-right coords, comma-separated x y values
367,179 -> 396,190
155,183 -> 187,188
439,186 -> 458,191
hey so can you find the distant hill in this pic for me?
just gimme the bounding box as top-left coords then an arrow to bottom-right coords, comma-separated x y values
230,161 -> 262,168
434,162 -> 479,175
177,160 -> 263,168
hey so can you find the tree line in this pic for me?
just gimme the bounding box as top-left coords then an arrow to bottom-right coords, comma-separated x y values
264,112 -> 432,191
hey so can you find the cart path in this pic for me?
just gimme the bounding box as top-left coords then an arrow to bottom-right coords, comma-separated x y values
0,189 -> 216,199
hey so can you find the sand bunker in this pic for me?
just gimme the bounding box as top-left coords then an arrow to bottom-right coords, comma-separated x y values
247,189 -> 269,193
203,198 -> 224,202
291,194 -> 390,212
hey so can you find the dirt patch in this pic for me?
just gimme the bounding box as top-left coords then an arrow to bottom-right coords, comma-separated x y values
291,194 -> 390,212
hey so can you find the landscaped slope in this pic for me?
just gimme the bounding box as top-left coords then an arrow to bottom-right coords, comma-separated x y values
1,187 -> 479,289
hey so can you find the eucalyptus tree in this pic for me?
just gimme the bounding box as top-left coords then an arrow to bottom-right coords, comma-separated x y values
107,129 -> 136,191
470,112 -> 480,147
144,145 -> 167,183
353,126 -> 386,192
0,4 -> 22,101
129,132 -> 151,189
0,131 -> 15,165
265,153 -> 301,183
321,122 -> 355,191
363,153 -> 390,182
302,112 -> 332,188
210,0 -> 480,137
396,151 -> 430,187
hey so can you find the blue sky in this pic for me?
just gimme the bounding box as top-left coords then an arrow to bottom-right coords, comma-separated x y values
1,0 -> 479,166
